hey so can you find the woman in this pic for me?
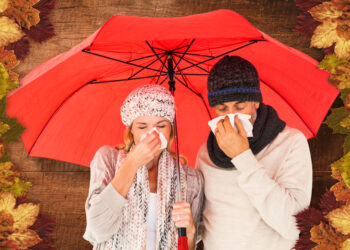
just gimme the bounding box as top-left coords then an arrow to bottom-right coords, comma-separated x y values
83,84 -> 204,250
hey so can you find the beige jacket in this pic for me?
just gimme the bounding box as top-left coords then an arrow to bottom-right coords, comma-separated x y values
196,126 -> 312,250
83,145 -> 204,249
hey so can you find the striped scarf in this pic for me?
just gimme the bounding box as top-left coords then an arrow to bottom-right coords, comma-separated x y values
106,149 -> 187,249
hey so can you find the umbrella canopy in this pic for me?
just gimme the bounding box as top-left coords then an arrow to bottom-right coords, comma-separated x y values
6,9 -> 339,167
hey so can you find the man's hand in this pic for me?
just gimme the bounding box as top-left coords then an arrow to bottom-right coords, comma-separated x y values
215,115 -> 250,159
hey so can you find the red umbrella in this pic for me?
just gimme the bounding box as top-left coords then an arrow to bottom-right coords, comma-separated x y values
5,9 -> 339,249
5,9 -> 338,169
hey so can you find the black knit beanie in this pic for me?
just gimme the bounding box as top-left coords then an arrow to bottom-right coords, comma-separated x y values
207,55 -> 262,107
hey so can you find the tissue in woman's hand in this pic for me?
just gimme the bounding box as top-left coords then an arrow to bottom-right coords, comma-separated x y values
140,127 -> 168,150
208,113 -> 253,137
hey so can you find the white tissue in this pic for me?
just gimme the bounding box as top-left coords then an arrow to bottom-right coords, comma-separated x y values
140,127 -> 168,150
208,113 -> 253,137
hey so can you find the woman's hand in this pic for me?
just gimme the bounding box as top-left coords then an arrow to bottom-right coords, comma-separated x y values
127,131 -> 161,169
172,202 -> 196,237
215,115 -> 249,159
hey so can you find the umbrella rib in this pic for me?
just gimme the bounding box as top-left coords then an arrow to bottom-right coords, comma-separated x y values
171,55 -> 212,119
145,41 -> 169,71
172,53 -> 209,73
82,49 -> 163,73
173,39 -> 195,70
127,52 -> 165,62
90,74 -> 168,84
261,79 -> 316,137
128,53 -> 167,80
173,51 -> 215,58
175,40 -> 263,73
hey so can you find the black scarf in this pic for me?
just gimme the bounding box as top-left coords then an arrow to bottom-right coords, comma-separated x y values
207,103 -> 286,169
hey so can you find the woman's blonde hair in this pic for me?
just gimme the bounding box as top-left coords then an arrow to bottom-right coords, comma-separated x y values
114,126 -> 187,165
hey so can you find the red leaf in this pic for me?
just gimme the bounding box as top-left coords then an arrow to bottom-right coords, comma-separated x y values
295,0 -> 323,11
24,16 -> 56,43
33,0 -> 56,19
30,213 -> 56,239
323,44 -> 335,55
5,36 -> 31,61
294,11 -> 322,39
294,207 -> 326,233
319,188 -> 345,216
293,232 -> 318,250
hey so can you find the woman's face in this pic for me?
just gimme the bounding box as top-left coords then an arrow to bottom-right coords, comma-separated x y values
131,116 -> 172,145
214,101 -> 260,124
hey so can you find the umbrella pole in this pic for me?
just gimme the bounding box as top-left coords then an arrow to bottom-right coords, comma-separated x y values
168,56 -> 188,250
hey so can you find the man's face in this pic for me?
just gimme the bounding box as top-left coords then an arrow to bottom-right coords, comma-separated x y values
214,101 -> 260,124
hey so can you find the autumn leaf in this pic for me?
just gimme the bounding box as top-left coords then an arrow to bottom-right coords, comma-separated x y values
295,11 -> 322,38
327,205 -> 350,235
24,15 -> 55,43
1,177 -> 32,197
4,0 -> 40,30
319,189 -> 346,216
0,62 -> 19,100
0,192 -> 42,249
0,161 -> 20,188
5,36 -> 30,61
0,210 -> 14,238
8,229 -> 41,249
331,179 -> 350,204
295,0 -> 323,11
309,1 -> 350,59
331,151 -> 350,188
0,47 -> 19,71
12,203 -> 39,231
0,16 -> 24,47
343,238 -> 350,249
341,115 -> 350,129
0,0 -> 9,12
310,221 -> 347,249
309,2 -> 343,22
0,191 -> 16,213
311,21 -> 338,48
325,107 -> 350,134
318,54 -> 349,74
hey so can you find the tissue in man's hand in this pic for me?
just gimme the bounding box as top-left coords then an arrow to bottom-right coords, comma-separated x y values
208,113 -> 253,137
140,127 -> 168,150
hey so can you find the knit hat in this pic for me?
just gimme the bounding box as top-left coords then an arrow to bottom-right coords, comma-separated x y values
207,55 -> 262,107
120,84 -> 175,127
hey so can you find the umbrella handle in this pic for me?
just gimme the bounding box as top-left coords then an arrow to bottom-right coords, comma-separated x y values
178,228 -> 188,250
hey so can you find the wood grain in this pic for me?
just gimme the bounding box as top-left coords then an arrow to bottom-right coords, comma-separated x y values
6,0 -> 338,249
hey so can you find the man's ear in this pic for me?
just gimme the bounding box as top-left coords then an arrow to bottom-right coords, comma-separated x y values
254,102 -> 260,109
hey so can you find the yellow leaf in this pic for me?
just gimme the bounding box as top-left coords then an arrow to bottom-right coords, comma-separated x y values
329,64 -> 350,88
0,191 -> 15,213
327,205 -> 350,235
8,229 -> 41,249
0,47 -> 19,72
0,122 -> 10,137
335,37 -> 350,60
0,161 -> 20,187
0,16 -> 23,47
311,21 -> 338,49
331,179 -> 350,204
342,238 -> 350,249
0,210 -> 14,239
309,2 -> 342,22
4,0 -> 40,30
311,221 -> 347,249
0,0 -> 9,12
12,203 -> 39,231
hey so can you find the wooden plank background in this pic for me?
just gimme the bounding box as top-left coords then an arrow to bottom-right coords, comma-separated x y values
6,0 -> 342,249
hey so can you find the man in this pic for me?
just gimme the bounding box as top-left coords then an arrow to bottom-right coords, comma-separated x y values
196,55 -> 312,249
